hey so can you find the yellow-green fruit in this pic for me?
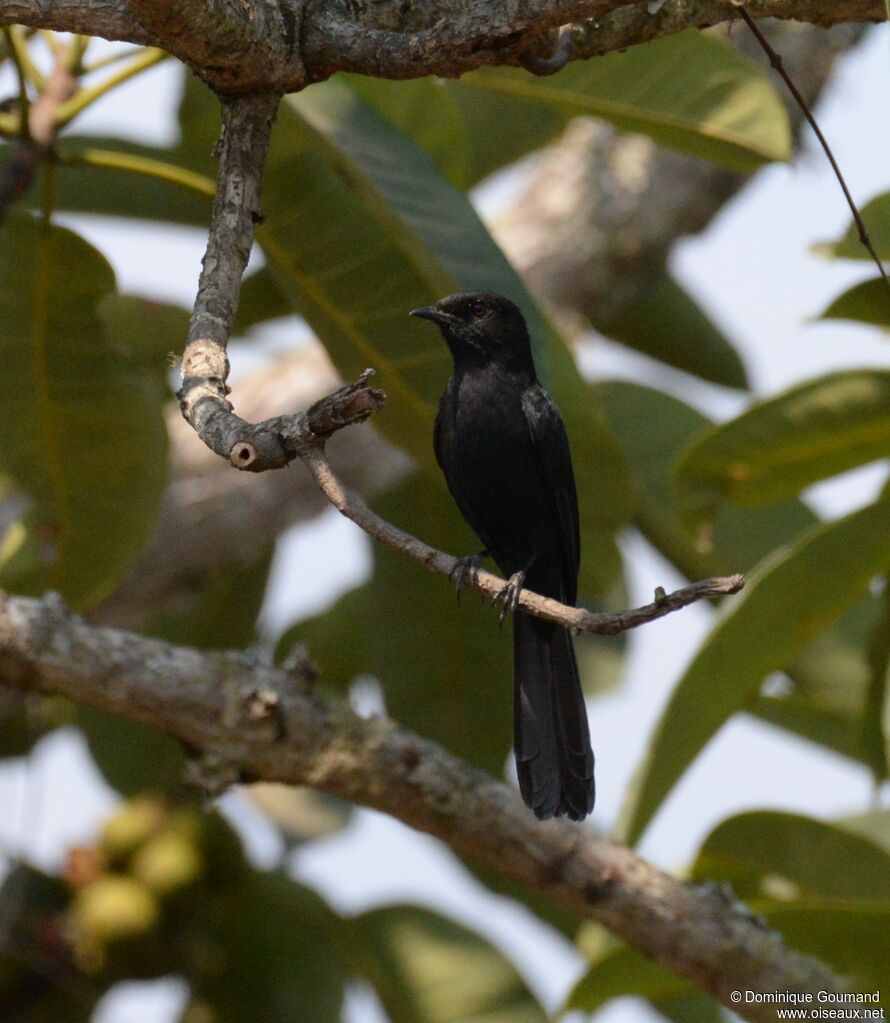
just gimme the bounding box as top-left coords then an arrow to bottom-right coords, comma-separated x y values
131,831 -> 203,897
72,875 -> 159,944
101,797 -> 167,864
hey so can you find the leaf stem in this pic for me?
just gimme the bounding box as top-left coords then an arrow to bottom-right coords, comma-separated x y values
54,48 -> 167,128
60,147 -> 215,198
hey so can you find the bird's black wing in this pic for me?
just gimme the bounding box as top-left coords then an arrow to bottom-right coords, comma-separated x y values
520,385 -> 580,603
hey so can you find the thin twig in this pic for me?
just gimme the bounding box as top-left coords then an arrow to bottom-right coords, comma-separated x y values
297,419 -> 744,636
740,6 -> 890,293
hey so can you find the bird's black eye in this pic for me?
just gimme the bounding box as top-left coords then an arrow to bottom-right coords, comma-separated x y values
469,299 -> 487,319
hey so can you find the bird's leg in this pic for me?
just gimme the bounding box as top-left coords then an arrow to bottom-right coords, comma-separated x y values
495,554 -> 538,625
449,549 -> 491,603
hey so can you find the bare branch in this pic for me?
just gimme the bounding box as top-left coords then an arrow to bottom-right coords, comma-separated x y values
1,0 -> 883,87
299,433 -> 744,635
0,588 -> 843,1022
177,91 -> 287,467
0,2 -> 157,44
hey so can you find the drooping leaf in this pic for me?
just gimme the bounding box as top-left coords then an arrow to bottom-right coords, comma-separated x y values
463,30 -> 790,172
748,693 -> 871,766
592,270 -> 749,390
342,75 -> 475,188
673,370 -> 890,525
182,872 -> 347,1023
0,213 -> 168,607
825,190 -> 890,261
567,934 -> 692,1013
596,379 -> 882,757
691,810 -> 890,902
765,901 -> 890,997
617,497 -> 890,846
352,904 -> 546,1023
820,277 -> 890,329
863,582 -> 890,781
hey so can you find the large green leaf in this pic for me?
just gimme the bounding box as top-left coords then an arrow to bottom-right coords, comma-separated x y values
617,497 -> 890,846
765,901 -> 889,997
597,379 -> 881,758
254,79 -> 630,593
825,190 -> 890,261
692,811 -> 890,902
352,904 -> 546,1023
463,30 -> 790,172
674,370 -> 890,524
593,270 -> 749,390
567,933 -> 692,1013
183,872 -> 347,1023
0,213 -> 168,607
820,277 -> 890,329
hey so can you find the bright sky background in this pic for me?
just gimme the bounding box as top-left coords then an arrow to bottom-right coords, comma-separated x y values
1,24 -> 889,1023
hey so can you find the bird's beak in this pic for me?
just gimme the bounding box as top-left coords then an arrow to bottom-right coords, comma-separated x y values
410,306 -> 454,326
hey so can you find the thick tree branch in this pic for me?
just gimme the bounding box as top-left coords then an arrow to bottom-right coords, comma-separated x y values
0,0 -> 883,88
0,589 -> 843,1022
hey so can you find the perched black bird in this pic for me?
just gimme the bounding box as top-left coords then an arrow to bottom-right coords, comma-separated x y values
411,292 -> 594,821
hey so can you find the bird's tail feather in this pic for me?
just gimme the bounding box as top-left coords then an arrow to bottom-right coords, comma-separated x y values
513,613 -> 594,821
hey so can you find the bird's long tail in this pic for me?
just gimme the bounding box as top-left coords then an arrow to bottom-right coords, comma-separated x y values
513,612 -> 594,821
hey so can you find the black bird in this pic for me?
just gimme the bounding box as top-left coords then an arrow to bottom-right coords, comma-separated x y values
411,292 -> 594,821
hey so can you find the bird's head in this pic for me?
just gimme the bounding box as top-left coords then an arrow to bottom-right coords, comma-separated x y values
410,292 -> 535,375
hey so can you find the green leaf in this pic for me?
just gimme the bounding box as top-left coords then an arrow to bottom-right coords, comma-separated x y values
234,267 -> 293,333
567,936 -> 692,1013
183,872 -> 347,1023
593,270 -> 748,389
749,694 -> 871,766
0,213 -> 168,607
765,901 -> 890,996
820,277 -> 890,329
256,79 -> 630,593
596,379 -> 882,761
692,810 -> 890,902
617,497 -> 890,846
79,553 -> 273,796
463,30 -> 790,172
825,190 -> 890,261
863,583 -> 890,781
342,75 -> 474,188
352,904 -> 546,1023
342,74 -> 568,188
674,370 -> 890,524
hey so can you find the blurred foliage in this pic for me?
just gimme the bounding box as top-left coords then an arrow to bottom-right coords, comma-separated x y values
0,22 -> 886,1023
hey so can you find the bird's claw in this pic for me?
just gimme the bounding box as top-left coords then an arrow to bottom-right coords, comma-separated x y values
449,552 -> 485,603
495,570 -> 525,625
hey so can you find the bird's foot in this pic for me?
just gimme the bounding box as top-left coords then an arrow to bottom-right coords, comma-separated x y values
449,551 -> 488,603
495,570 -> 525,625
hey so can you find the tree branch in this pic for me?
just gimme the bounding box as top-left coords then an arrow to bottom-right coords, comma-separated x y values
299,428 -> 744,634
0,588 -> 843,1022
0,0 -> 883,88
